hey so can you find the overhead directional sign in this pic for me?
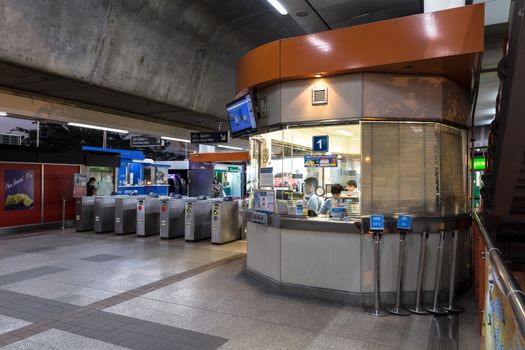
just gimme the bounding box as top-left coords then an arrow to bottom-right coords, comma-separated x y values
312,135 -> 329,152
191,131 -> 230,144
397,215 -> 412,230
370,215 -> 384,231
130,136 -> 163,147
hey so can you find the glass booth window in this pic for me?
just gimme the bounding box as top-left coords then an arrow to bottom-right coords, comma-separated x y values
250,124 -> 361,215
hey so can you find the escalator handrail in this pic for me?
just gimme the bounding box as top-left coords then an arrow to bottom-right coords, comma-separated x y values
473,211 -> 525,337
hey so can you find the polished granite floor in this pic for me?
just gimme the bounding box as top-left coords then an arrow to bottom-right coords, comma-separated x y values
0,229 -> 481,349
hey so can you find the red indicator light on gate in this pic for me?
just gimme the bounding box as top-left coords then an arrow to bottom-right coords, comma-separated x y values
161,207 -> 166,212
138,205 -> 143,211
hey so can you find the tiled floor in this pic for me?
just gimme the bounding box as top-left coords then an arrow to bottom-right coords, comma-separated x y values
0,229 -> 481,349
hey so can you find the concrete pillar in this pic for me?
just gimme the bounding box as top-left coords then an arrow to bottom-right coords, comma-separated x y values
424,0 -> 465,13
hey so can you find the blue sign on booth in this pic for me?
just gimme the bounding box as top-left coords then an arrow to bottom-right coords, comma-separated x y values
312,135 -> 329,152
370,215 -> 384,231
397,215 -> 412,230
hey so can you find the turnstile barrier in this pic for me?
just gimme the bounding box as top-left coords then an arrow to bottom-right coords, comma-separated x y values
75,196 -> 95,231
185,199 -> 212,241
94,196 -> 116,233
160,198 -> 186,239
115,196 -> 145,235
137,197 -> 162,237
211,200 -> 242,244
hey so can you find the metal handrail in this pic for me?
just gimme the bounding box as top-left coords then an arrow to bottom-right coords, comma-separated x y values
473,211 -> 525,337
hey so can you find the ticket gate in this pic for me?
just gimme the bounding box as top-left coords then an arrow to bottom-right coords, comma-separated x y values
75,196 -> 95,231
160,198 -> 186,239
184,198 -> 213,241
94,196 -> 116,233
137,197 -> 162,237
211,200 -> 242,244
115,196 -> 145,235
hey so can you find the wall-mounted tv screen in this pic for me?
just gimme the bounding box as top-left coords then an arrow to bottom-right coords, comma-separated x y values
226,94 -> 257,138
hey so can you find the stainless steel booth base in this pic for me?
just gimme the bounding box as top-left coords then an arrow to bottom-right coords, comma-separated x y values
365,307 -> 390,317
386,305 -> 411,316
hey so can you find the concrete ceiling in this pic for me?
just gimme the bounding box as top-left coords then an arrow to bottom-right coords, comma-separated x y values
0,0 -> 508,129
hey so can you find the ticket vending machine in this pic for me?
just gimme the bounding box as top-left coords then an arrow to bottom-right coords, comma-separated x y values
184,198 -> 213,241
75,196 -> 95,231
160,198 -> 186,239
137,197 -> 161,237
94,196 -> 116,233
115,196 -> 145,235
211,200 -> 242,244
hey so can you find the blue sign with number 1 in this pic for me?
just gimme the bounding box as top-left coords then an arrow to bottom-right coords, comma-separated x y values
370,215 -> 384,231
397,215 -> 412,230
312,135 -> 329,152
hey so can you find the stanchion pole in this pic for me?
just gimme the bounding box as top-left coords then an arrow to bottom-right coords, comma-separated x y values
424,231 -> 448,315
386,229 -> 411,315
409,231 -> 429,314
443,230 -> 465,313
366,231 -> 389,317
61,197 -> 66,229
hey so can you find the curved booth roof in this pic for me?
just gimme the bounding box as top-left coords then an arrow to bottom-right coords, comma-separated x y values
236,4 -> 484,94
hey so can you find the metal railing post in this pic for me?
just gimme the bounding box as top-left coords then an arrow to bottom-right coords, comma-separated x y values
61,197 -> 66,229
444,230 -> 465,313
409,231 -> 430,314
386,229 -> 411,315
425,231 -> 448,315
366,231 -> 389,317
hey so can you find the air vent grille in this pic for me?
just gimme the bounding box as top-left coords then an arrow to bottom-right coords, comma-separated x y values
312,87 -> 327,105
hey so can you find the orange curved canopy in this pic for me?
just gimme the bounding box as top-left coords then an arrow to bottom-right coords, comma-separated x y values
237,4 -> 484,93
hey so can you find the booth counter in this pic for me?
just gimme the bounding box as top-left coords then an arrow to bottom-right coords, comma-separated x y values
246,212 -> 470,306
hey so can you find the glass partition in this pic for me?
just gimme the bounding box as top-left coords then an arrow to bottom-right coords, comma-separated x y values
250,123 -> 362,215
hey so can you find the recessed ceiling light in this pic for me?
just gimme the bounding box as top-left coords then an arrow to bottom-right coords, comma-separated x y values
161,136 -> 191,143
336,129 -> 353,136
0,111 -> 7,116
68,122 -> 128,134
266,0 -> 288,15
217,145 -> 244,150
314,74 -> 323,78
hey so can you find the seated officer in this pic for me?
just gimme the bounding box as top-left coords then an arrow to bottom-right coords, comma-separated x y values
320,184 -> 343,214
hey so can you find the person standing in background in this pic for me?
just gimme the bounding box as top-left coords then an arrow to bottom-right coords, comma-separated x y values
304,177 -> 322,214
87,177 -> 97,196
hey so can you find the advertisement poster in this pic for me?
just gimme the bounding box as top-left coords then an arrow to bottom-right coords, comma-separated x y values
73,173 -> 88,197
304,155 -> 338,168
260,167 -> 273,187
4,169 -> 34,210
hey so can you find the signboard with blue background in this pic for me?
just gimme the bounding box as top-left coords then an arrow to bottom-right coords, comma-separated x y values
312,135 -> 329,152
370,215 -> 384,231
397,215 -> 412,230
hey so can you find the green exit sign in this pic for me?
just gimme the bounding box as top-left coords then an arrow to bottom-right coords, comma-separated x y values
228,166 -> 239,173
471,156 -> 485,170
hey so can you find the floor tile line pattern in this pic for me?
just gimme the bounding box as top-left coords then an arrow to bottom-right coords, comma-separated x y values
0,254 -> 245,348
0,290 -> 228,349
0,266 -> 67,286
87,253 -> 246,310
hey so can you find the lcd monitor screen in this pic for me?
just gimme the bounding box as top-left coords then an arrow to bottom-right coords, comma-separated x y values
226,94 -> 257,137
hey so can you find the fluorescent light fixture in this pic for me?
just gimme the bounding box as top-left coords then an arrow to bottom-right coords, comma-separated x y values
336,129 -> 353,136
267,0 -> 288,15
0,111 -> 7,116
68,122 -> 128,134
314,74 -> 323,78
161,136 -> 190,143
217,145 -> 244,150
